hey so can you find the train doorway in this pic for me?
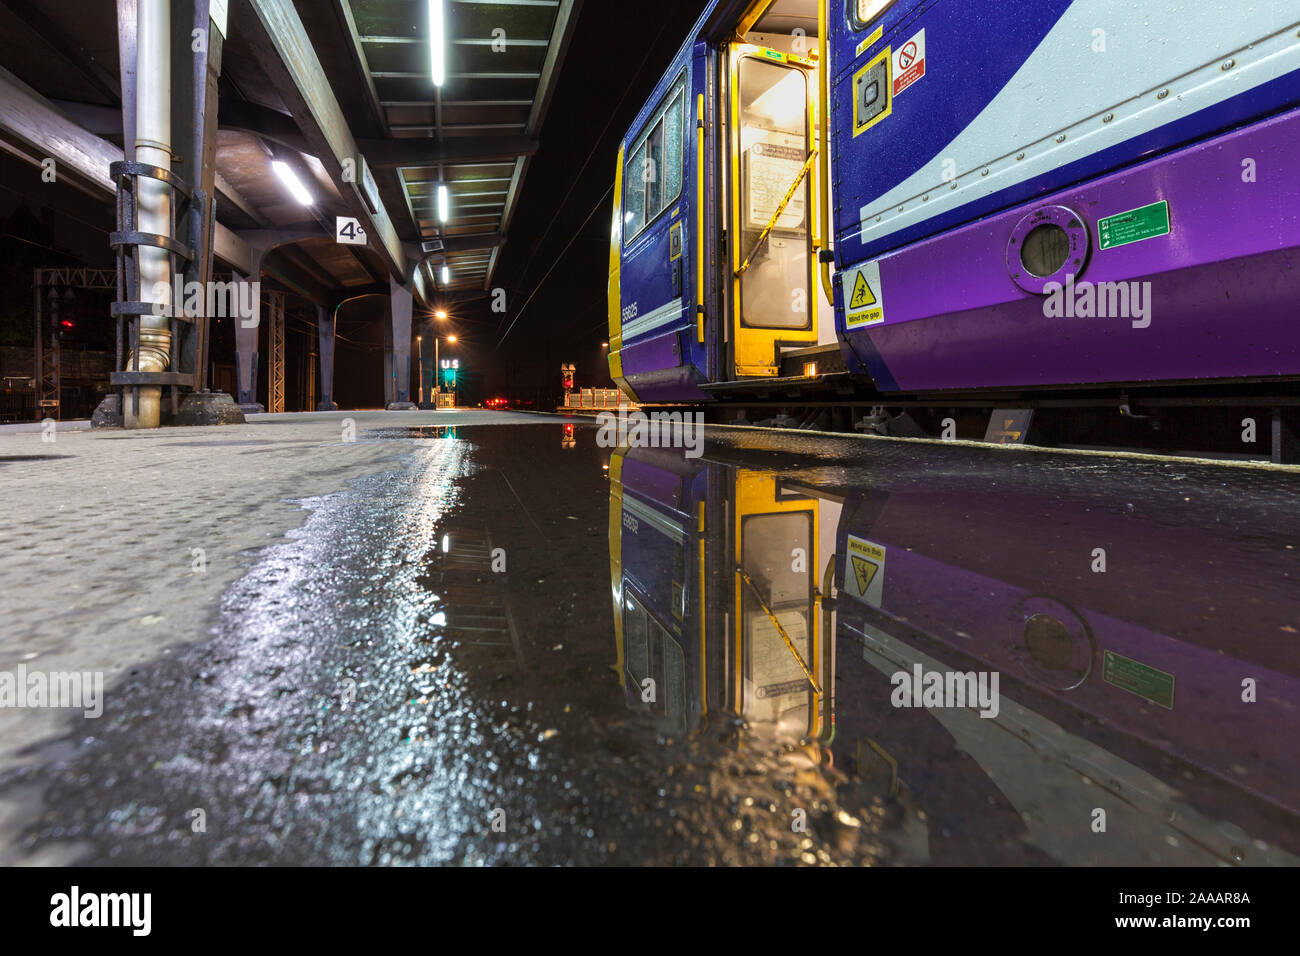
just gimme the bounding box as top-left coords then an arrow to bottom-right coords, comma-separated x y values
726,43 -> 819,378
719,0 -> 832,381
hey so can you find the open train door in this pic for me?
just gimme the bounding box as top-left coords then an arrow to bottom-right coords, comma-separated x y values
724,34 -> 821,378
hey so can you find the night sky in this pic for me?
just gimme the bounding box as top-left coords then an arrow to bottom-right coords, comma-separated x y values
473,0 -> 708,400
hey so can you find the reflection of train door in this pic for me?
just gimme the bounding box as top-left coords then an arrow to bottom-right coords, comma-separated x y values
731,470 -> 824,737
726,42 -> 819,377
622,590 -> 690,737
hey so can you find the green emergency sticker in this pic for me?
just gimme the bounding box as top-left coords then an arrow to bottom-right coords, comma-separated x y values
1102,649 -> 1175,709
1097,200 -> 1171,250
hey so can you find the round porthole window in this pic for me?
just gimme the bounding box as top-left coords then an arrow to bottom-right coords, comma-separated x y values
1007,595 -> 1096,691
1006,205 -> 1090,295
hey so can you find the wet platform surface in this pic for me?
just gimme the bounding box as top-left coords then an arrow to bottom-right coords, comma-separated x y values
3,417 -> 1298,865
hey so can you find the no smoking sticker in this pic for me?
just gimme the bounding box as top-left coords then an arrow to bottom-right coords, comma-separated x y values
892,28 -> 926,96
842,260 -> 885,328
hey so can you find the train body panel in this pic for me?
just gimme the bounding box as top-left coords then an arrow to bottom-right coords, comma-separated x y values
830,485 -> 1300,848
606,444 -> 1300,862
607,0 -> 1300,414
830,0 -> 1300,392
609,12 -> 717,403
830,0 -> 1300,261
838,106 -> 1300,390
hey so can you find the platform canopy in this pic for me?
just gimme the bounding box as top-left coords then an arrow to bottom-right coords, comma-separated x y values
0,0 -> 580,306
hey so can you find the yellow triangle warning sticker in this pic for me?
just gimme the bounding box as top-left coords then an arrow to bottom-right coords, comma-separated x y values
851,555 -> 879,594
850,271 -> 877,310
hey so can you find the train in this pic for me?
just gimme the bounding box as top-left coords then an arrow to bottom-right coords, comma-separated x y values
607,440 -> 1300,863
605,0 -> 1300,459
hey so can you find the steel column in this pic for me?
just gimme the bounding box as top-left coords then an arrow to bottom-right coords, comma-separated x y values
267,290 -> 285,413
387,278 -> 415,408
316,304 -> 338,411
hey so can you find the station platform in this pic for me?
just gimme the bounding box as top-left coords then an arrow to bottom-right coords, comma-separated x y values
2,412 -> 1298,866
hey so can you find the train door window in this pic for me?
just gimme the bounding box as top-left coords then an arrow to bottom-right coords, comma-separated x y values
624,594 -> 686,732
625,595 -> 649,686
623,74 -> 687,246
645,124 -> 664,216
850,0 -> 897,30
739,511 -> 814,733
737,57 -> 811,331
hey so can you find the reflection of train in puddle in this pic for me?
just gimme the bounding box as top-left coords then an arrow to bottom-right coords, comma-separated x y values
607,444 -> 1300,865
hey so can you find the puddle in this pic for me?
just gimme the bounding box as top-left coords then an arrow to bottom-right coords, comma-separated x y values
4,423 -> 1297,865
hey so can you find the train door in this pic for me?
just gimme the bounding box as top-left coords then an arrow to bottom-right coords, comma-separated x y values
731,469 -> 827,738
723,37 -> 821,377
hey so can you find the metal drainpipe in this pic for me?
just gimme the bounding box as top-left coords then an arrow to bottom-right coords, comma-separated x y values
125,0 -> 172,429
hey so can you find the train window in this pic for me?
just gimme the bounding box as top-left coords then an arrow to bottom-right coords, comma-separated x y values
625,596 -> 649,685
646,123 -> 665,216
623,73 -> 687,245
625,142 -> 647,238
740,511 -> 814,729
663,93 -> 685,212
1021,223 -> 1071,277
849,0 -> 896,30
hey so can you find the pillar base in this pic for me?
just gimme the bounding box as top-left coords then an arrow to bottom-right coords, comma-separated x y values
91,394 -> 122,429
417,401 -> 437,410
386,401 -> 419,411
315,401 -> 339,412
177,390 -> 246,426
238,402 -> 266,415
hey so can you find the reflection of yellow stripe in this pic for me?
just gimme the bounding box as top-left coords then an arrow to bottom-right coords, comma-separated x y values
698,501 -> 707,718
609,452 -> 626,689
737,567 -> 821,694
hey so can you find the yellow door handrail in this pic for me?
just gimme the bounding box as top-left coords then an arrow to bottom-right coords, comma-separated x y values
736,146 -> 818,277
817,0 -> 835,304
736,565 -> 822,695
696,93 -> 706,343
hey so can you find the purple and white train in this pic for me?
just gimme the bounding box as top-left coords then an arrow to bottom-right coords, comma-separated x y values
606,0 -> 1300,456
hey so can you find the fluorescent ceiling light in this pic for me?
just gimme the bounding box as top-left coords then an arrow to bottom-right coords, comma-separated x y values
438,183 -> 450,223
441,265 -> 451,284
272,160 -> 313,205
429,0 -> 445,86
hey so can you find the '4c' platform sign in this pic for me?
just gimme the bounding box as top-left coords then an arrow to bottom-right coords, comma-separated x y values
336,216 -> 368,246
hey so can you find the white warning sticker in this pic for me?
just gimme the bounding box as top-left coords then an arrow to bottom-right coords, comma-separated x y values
892,28 -> 926,96
844,534 -> 886,607
842,260 -> 885,328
